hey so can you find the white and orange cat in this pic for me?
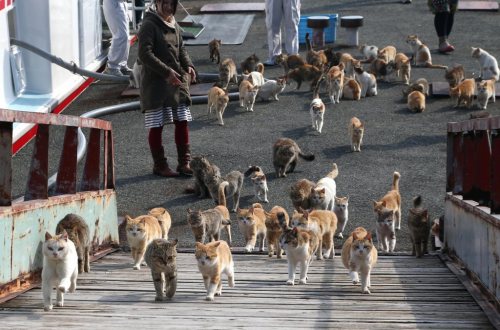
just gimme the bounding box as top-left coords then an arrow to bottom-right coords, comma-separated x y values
476,79 -> 496,110
148,207 -> 172,240
450,78 -> 475,109
207,86 -> 229,126
348,117 -> 364,152
342,78 -> 361,100
326,63 -> 345,104
237,204 -> 267,252
471,47 -> 499,81
245,165 -> 269,203
354,66 -> 377,97
407,90 -> 426,113
126,215 -> 163,270
377,45 -> 397,63
339,53 -> 361,79
406,35 -> 448,69
359,44 -> 379,63
280,226 -> 319,285
239,80 -> 259,112
310,96 -> 326,134
341,227 -> 378,294
310,163 -> 338,211
264,205 -> 289,258
394,52 -> 411,85
195,240 -> 235,301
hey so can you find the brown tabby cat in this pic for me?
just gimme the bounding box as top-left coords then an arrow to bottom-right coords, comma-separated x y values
348,117 -> 364,152
290,178 -> 316,211
341,227 -> 378,294
55,213 -> 90,274
207,86 -> 229,126
476,79 -> 496,110
205,169 -> 244,213
369,58 -> 392,82
305,33 -> 328,69
208,39 -> 221,64
189,156 -> 221,198
240,53 -> 260,74
373,171 -> 401,230
407,90 -> 426,113
272,138 -> 315,178
394,52 -> 411,85
275,53 -> 306,76
407,195 -> 430,258
187,207 -> 230,244
450,78 -> 475,108
219,58 -> 238,90
264,205 -> 289,258
125,215 -> 163,270
445,64 -> 465,88
148,207 -> 172,240
237,204 -> 267,252
287,64 -> 323,91
144,238 -> 178,301
342,78 -> 361,100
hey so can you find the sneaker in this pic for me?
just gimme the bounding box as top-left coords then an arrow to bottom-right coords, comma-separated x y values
104,67 -> 124,76
263,57 -> 278,67
120,66 -> 133,75
439,44 -> 455,54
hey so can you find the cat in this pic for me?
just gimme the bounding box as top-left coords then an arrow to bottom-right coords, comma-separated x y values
406,35 -> 448,69
402,78 -> 429,97
310,163 -> 339,211
291,208 -> 338,260
287,64 -> 323,91
219,58 -> 238,90
394,52 -> 411,85
326,63 -> 345,104
128,59 -> 143,89
148,207 -> 172,240
257,78 -> 286,101
450,78 -> 475,109
264,205 -> 289,258
207,86 -> 229,126
237,203 -> 267,252
333,196 -> 349,239
407,195 -> 430,258
239,79 -> 259,112
290,178 -> 316,211
272,137 -> 315,178
241,63 -> 265,88
275,53 -> 306,76
431,216 -> 443,250
214,205 -> 232,246
240,53 -> 260,74
144,238 -> 178,301
280,226 -> 319,285
189,156 -> 221,199
354,66 -> 377,97
245,165 -> 269,203
305,33 -> 328,69
205,169 -> 244,213
342,78 -> 361,100
445,65 -> 465,88
407,90 -> 426,113
341,227 -> 378,294
339,53 -> 361,79
195,240 -> 235,301
310,96 -> 325,134
187,207 -> 230,244
370,58 -> 393,82
477,79 -> 496,110
125,214 -> 163,270
377,45 -> 397,63
348,116 -> 364,152
471,47 -> 499,81
55,213 -> 90,274
373,171 -> 401,231
359,44 -> 379,63
42,231 -> 78,311
208,39 -> 221,64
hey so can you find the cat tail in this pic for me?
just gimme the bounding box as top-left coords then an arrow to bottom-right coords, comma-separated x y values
413,195 -> 422,208
218,181 -> 229,207
425,63 -> 448,70
392,172 -> 401,191
326,163 -> 339,180
298,150 -> 315,161
244,165 -> 262,177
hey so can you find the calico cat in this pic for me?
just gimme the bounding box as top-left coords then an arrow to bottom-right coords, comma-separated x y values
287,64 -> 323,91
477,79 -> 496,110
205,170 -> 244,213
280,226 -> 319,285
148,207 -> 172,240
402,78 -> 429,97
42,231 -> 78,311
240,53 -> 260,73
305,33 -> 328,69
341,227 -> 378,294
237,204 -> 267,252
219,58 -> 238,90
377,45 -> 397,63
144,238 -> 178,301
291,208 -> 338,260
55,213 -> 90,274
359,44 -> 378,63
290,178 -> 316,211
406,35 -> 448,69
195,240 -> 235,301
239,80 -> 259,112
272,137 -> 315,178
333,196 -> 349,239
310,163 -> 339,211
326,63 -> 345,104
342,78 -> 361,100
471,47 -> 499,81
450,78 -> 475,108
207,86 -> 229,126
214,205 -> 232,246
407,195 -> 430,258
310,96 -> 325,134
264,205 -> 289,258
257,78 -> 286,101
354,66 -> 377,97
445,65 -> 465,88
208,39 -> 221,64
348,117 -> 364,152
189,156 -> 221,199
125,215 -> 163,270
245,165 -> 269,203
394,52 -> 411,85
407,90 -> 426,113
339,53 -> 361,79
187,207 -> 230,244
275,53 -> 306,76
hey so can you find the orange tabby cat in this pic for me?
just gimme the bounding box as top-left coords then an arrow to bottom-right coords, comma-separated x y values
214,205 -> 232,246
339,53 -> 361,79
237,203 -> 267,252
195,240 -> 235,301
239,80 -> 259,112
449,78 -> 475,109
342,78 -> 361,100
148,207 -> 172,240
348,117 -> 364,152
264,205 -> 289,258
125,215 -> 163,270
394,53 -> 411,85
476,79 -> 496,110
373,171 -> 401,230
207,86 -> 229,126
377,45 -> 397,63
326,63 -> 345,104
407,90 -> 426,113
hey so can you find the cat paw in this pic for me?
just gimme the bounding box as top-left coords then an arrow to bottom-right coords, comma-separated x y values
56,301 -> 64,307
57,285 -> 68,293
215,291 -> 222,296
362,288 -> 371,294
155,296 -> 164,302
205,296 -> 215,301
352,280 -> 359,285
133,265 -> 141,270
335,233 -> 343,239
263,200 -> 269,203
298,279 -> 307,285
245,246 -> 254,253
286,280 -> 294,286
268,252 -> 273,257
44,305 -> 53,312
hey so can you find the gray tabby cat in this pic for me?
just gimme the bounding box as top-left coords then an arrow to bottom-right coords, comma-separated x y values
407,195 -> 430,258
205,170 -> 244,213
187,208 -> 230,243
273,138 -> 315,178
144,238 -> 178,301
333,196 -> 349,239
190,156 -> 221,198
55,213 -> 90,274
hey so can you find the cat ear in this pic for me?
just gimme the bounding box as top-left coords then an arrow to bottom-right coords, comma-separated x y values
366,232 -> 372,241
125,215 -> 133,222
320,188 -> 326,194
45,232 -> 52,241
195,242 -> 203,250
372,200 -> 379,208
381,200 -> 387,207
346,195 -> 350,201
212,241 -> 221,248
60,230 -> 68,241
352,231 -> 359,240
310,187 -> 315,194
172,238 -> 179,246
249,207 -> 254,214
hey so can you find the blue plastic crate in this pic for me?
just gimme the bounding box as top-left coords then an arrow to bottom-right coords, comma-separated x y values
299,14 -> 338,45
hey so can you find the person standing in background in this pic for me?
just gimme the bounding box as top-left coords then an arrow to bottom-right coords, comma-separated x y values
135,0 -> 145,27
264,0 -> 301,66
428,0 -> 458,53
103,0 -> 132,76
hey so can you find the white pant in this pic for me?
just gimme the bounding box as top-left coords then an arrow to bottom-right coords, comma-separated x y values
103,0 -> 130,69
265,0 -> 301,60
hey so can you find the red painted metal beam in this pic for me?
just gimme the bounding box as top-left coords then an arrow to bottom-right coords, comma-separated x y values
491,129 -> 500,213
55,126 -> 78,195
462,131 -> 475,199
24,124 -> 49,201
0,122 -> 13,206
472,129 -> 491,205
104,130 -> 115,189
81,128 -> 101,191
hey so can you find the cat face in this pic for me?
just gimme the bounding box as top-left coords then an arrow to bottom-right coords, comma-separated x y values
406,35 -> 419,47
310,187 -> 326,206
195,242 -> 219,266
149,239 -> 178,264
471,47 -> 481,58
251,175 -> 267,188
334,196 -> 349,211
291,210 -> 308,229
126,216 -> 149,240
187,209 -> 204,227
43,231 -> 70,260
237,208 -> 257,225
351,233 -> 374,258
279,227 -> 299,250
375,208 -> 395,229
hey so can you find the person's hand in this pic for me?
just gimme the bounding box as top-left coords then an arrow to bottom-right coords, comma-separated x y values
167,69 -> 182,86
188,66 -> 197,83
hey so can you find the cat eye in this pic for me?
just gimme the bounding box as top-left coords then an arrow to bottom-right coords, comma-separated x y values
48,247 -> 53,251
58,247 -> 64,251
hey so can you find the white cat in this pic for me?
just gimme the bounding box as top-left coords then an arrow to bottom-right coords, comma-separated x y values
128,60 -> 142,89
42,231 -> 78,311
239,80 -> 259,112
257,78 -> 286,101
359,44 -> 379,63
354,66 -> 377,97
242,71 -> 265,88
471,47 -> 500,81
334,196 -> 349,239
310,164 -> 338,211
310,98 -> 325,134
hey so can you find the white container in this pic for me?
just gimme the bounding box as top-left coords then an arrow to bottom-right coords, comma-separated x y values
79,0 -> 102,69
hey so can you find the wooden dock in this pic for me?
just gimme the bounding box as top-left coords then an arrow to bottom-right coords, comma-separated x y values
0,251 -> 495,329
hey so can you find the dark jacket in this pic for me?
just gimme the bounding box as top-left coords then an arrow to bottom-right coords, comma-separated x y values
138,10 -> 194,112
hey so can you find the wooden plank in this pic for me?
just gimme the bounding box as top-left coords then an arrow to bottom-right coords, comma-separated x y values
458,1 -> 499,11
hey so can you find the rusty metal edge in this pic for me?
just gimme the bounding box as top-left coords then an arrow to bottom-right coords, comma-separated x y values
445,194 -> 500,229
